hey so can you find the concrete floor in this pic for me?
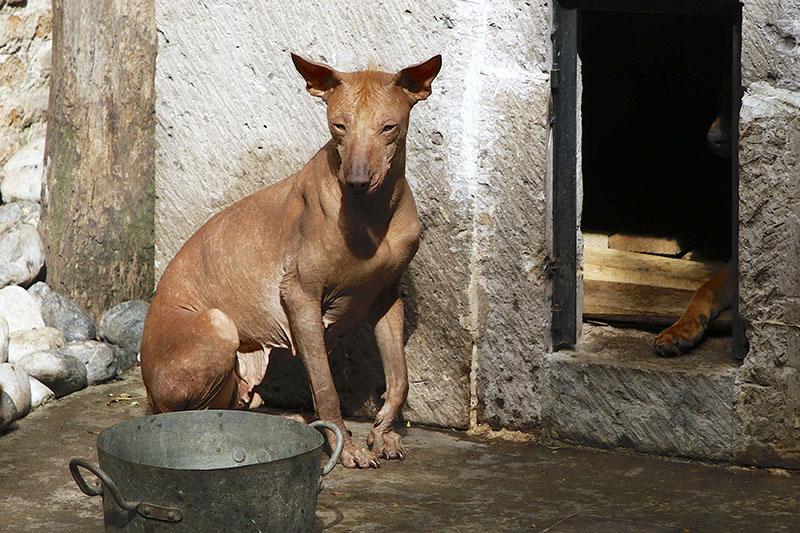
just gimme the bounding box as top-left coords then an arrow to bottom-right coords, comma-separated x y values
1,371 -> 799,532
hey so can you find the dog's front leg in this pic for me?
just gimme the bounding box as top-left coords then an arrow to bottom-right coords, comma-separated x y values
281,281 -> 380,469
654,263 -> 733,356
367,289 -> 409,460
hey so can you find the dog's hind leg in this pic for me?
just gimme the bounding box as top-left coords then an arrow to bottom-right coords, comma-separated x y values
141,304 -> 241,412
233,348 -> 271,409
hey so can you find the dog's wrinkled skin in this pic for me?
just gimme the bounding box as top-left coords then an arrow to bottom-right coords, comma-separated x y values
140,54 -> 442,468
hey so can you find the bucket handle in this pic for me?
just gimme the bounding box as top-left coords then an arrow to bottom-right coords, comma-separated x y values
309,420 -> 344,475
69,458 -> 183,523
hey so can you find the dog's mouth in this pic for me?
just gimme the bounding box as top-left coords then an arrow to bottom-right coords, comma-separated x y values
366,179 -> 384,194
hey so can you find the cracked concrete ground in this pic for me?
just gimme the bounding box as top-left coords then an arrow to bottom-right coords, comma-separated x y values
1,370 -> 799,532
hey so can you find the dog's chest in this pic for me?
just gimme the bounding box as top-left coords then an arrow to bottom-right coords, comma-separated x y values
321,226 -> 418,327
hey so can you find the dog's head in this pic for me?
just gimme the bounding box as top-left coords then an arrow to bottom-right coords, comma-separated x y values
292,53 -> 442,195
706,114 -> 730,158
706,84 -> 743,158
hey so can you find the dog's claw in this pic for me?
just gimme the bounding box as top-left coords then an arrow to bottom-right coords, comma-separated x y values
340,442 -> 380,469
654,320 -> 704,357
368,429 -> 406,461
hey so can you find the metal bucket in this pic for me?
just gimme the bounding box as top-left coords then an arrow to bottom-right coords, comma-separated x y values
69,410 -> 343,532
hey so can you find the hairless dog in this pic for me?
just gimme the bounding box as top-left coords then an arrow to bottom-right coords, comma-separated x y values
140,53 -> 442,468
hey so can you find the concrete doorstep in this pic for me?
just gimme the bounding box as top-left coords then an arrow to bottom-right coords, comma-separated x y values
544,324 -> 739,462
1,369 -> 799,532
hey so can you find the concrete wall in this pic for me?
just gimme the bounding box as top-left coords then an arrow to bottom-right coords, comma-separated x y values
736,0 -> 800,467
155,0 -> 551,430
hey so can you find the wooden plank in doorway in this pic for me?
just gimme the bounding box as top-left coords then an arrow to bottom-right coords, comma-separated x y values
607,232 -> 694,257
584,247 -> 723,291
583,246 -> 730,332
583,231 -> 610,249
584,279 -> 732,332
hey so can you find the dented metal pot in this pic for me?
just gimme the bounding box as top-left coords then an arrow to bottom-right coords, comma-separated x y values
69,410 -> 343,532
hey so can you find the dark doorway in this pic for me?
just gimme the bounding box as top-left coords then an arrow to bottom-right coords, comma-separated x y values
580,11 -> 732,255
550,0 -> 743,353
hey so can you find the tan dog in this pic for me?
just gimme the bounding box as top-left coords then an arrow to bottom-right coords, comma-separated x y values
141,53 -> 442,468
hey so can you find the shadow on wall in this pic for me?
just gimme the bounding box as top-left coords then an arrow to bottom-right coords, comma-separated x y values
225,144 -> 421,419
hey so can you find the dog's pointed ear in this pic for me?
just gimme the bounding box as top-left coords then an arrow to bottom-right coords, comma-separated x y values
291,53 -> 341,99
393,54 -> 442,103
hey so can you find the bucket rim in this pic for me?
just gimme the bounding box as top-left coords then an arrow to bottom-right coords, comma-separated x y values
96,410 -> 325,473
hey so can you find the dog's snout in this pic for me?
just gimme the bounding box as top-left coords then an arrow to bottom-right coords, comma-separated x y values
347,176 -> 370,193
706,126 -> 729,154
706,116 -> 726,147
707,129 -> 724,146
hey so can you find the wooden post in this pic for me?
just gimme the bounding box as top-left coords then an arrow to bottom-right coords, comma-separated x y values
551,2 -> 578,349
40,0 -> 156,316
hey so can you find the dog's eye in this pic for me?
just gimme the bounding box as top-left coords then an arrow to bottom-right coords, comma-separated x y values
332,123 -> 346,133
382,124 -> 398,133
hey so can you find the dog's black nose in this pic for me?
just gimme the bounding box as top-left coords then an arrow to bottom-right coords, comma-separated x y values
346,178 -> 369,193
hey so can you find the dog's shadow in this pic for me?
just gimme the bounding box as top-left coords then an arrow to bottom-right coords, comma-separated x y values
259,272 -> 419,424
314,503 -> 345,531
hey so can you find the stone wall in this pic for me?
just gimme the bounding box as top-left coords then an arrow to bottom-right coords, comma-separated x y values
736,0 -> 800,468
0,0 -> 149,433
0,0 -> 50,290
0,0 -> 50,172
155,0 -> 551,429
465,2 -> 551,430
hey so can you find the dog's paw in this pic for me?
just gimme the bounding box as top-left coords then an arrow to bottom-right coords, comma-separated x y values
654,319 -> 704,357
367,429 -> 406,460
339,442 -> 381,469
